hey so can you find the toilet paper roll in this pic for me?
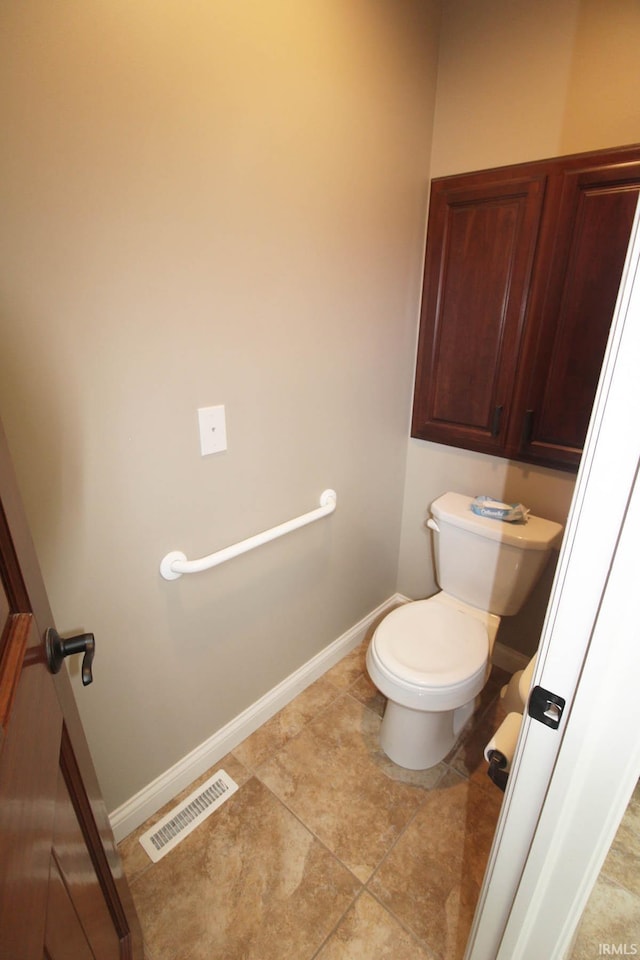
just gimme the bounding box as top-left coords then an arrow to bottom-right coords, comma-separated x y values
484,712 -> 523,771
499,669 -> 525,714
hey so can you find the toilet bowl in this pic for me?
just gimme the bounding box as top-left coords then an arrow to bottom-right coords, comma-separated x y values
366,492 -> 563,770
366,593 -> 500,768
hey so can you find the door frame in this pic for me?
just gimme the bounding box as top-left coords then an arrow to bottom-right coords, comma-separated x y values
466,198 -> 640,959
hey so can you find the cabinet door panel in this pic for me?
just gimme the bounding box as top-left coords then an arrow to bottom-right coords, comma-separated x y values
432,200 -> 516,427
411,175 -> 545,454
517,162 -> 640,468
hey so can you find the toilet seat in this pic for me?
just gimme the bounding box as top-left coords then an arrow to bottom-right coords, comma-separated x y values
367,598 -> 489,712
375,600 -> 488,685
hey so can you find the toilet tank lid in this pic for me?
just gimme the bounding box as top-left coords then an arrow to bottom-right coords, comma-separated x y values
431,493 -> 564,550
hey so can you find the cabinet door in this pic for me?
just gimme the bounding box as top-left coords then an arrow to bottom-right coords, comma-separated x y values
411,172 -> 545,456
514,159 -> 640,470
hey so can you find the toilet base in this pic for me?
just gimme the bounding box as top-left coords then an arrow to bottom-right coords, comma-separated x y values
379,698 -> 475,770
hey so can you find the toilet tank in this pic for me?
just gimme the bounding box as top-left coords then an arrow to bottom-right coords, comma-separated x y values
430,493 -> 564,616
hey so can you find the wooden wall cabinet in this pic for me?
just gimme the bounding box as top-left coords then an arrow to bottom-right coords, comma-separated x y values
411,145 -> 640,471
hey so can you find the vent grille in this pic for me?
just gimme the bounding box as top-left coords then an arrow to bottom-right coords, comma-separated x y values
139,770 -> 238,863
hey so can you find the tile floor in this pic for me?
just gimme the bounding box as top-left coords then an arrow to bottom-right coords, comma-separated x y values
119,638 -> 510,960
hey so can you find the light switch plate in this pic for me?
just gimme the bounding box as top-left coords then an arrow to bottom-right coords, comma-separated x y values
197,405 -> 227,456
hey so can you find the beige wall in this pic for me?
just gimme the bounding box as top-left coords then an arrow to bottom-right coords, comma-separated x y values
398,0 -> 640,657
0,0 -> 441,811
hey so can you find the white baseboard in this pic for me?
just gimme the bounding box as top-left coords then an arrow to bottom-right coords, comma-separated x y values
492,641 -> 530,675
110,593 -> 403,842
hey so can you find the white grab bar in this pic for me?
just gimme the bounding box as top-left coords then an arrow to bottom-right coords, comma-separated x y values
160,489 -> 337,580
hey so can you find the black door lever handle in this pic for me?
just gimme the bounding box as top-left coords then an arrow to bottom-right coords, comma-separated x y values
45,628 -> 95,686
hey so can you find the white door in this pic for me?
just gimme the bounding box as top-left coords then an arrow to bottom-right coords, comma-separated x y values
466,198 -> 640,960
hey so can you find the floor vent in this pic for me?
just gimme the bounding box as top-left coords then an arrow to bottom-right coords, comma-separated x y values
139,770 -> 238,863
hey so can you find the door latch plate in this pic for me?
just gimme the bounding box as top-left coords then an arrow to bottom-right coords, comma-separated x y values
528,685 -> 565,729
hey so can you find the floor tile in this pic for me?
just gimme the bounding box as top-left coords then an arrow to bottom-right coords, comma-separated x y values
569,874 -> 640,959
324,637 -> 386,716
315,892 -> 438,960
257,693 -> 444,882
233,676 -> 340,770
118,753 -> 251,885
118,636 -> 640,960
369,769 -> 503,960
121,642 -> 525,960
323,639 -> 370,691
347,672 -> 386,717
602,821 -> 640,900
129,777 -> 360,960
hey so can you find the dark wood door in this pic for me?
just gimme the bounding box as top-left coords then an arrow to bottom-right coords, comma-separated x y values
0,421 -> 142,960
411,170 -> 546,455
512,157 -> 640,469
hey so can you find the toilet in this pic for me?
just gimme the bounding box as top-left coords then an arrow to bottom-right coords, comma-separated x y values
366,492 -> 563,770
